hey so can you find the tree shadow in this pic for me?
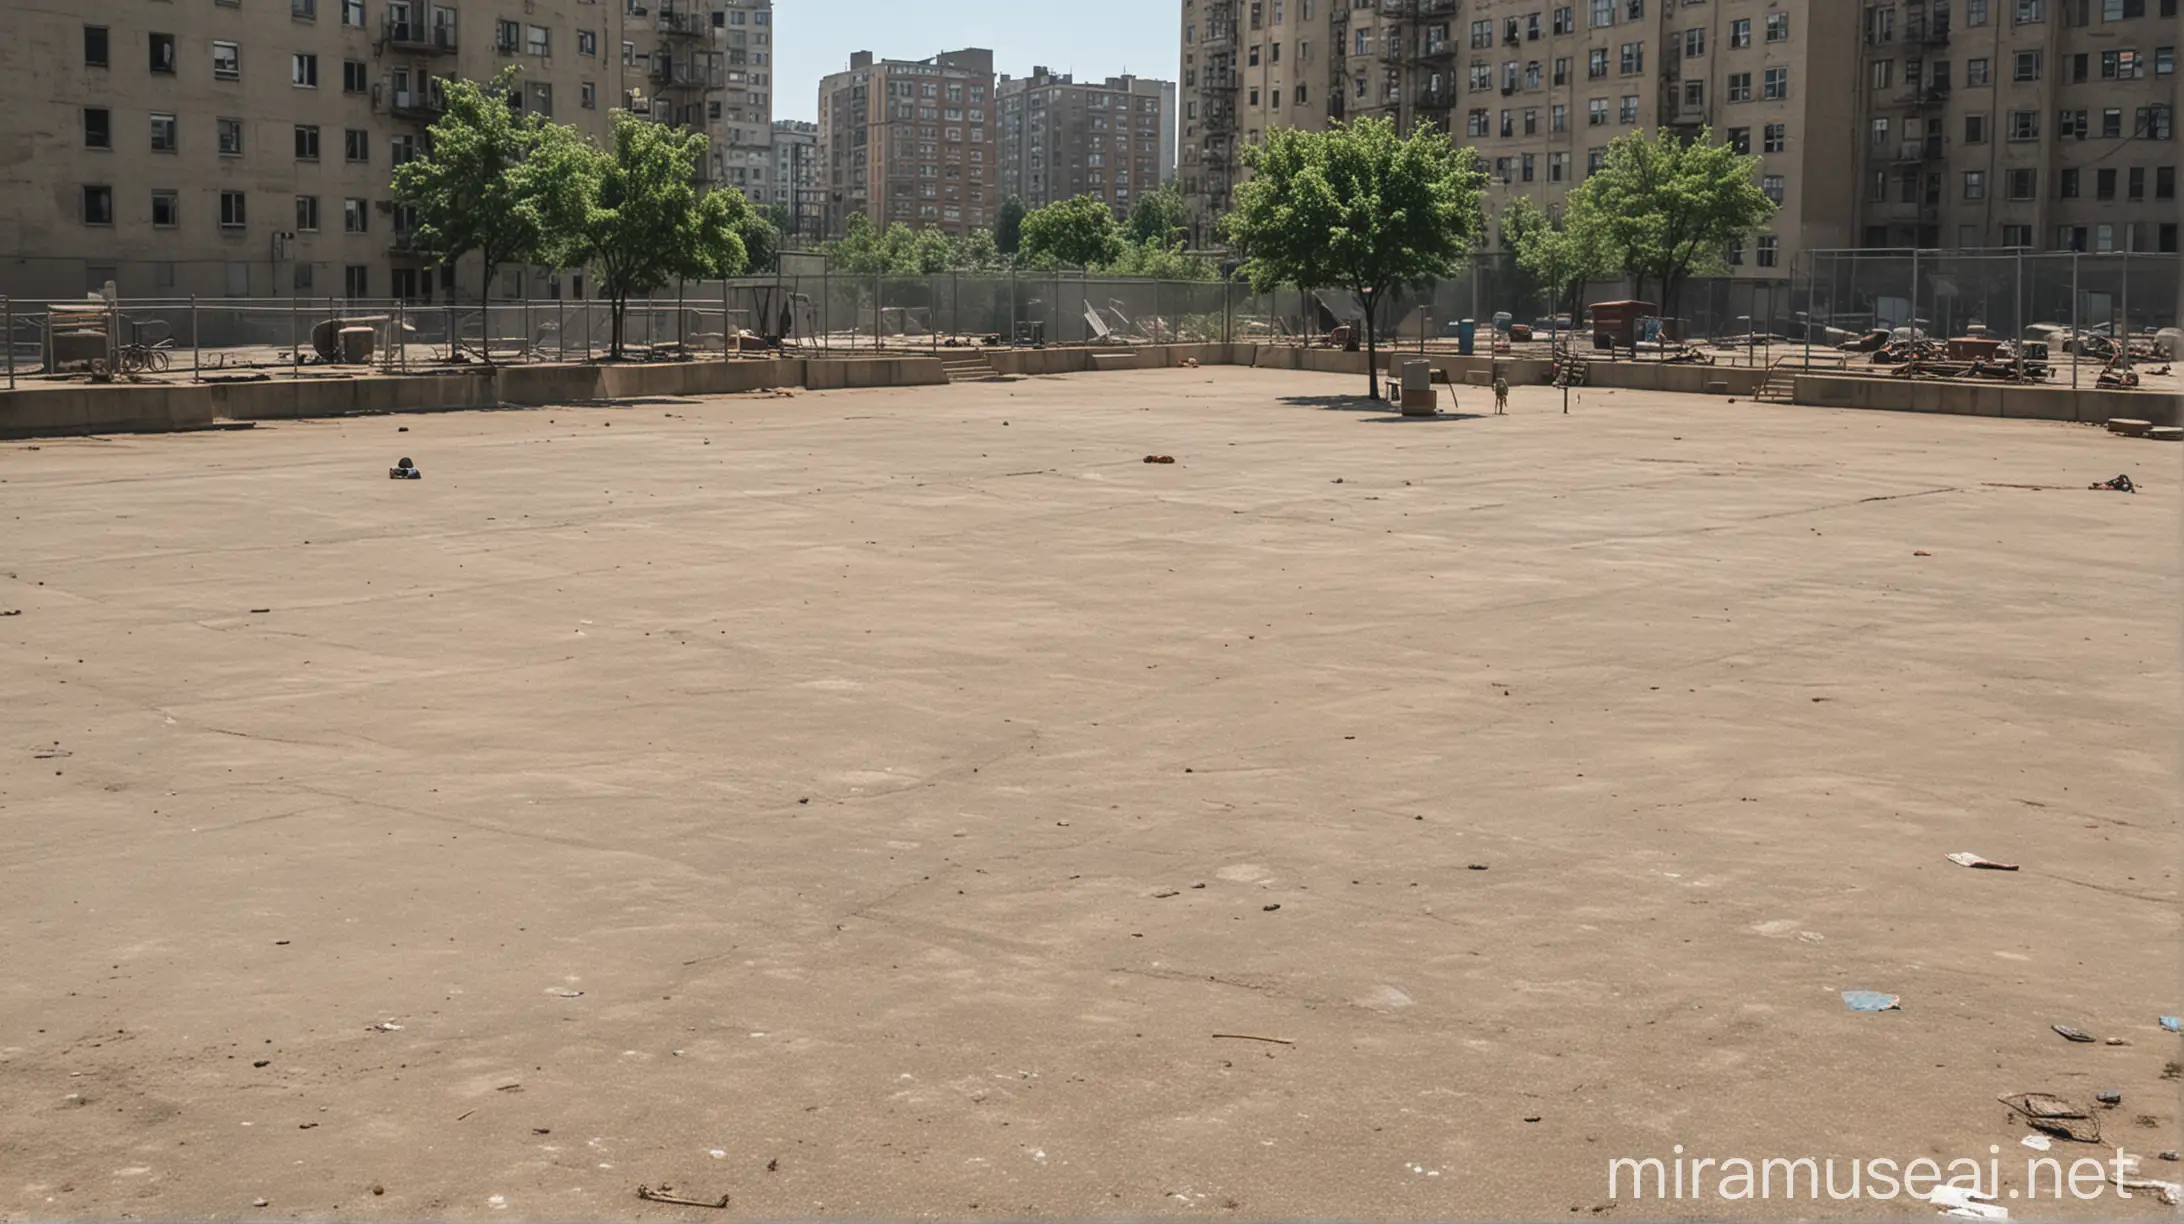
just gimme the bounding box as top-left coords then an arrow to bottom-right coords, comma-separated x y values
1277,393 -> 1487,423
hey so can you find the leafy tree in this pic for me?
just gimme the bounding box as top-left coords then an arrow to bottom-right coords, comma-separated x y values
951,227 -> 1002,272
993,196 -> 1028,257
1223,116 -> 1485,399
392,69 -> 590,338
1124,181 -> 1189,247
735,206 -> 783,275
561,114 -> 751,358
1501,195 -> 1617,328
1579,128 -> 1776,315
1020,194 -> 1126,269
1101,239 -> 1218,281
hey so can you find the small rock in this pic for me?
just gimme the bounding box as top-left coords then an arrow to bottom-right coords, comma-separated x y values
1467,864 -> 1489,871
252,1059 -> 269,1068
371,1184 -> 385,1196
253,1197 -> 270,1208
2097,1090 -> 2123,1105
2159,1151 -> 2179,1162
1262,903 -> 1280,912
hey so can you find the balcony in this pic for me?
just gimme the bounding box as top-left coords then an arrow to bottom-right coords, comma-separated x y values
1892,136 -> 1944,162
1202,68 -> 1238,90
650,58 -> 722,90
389,88 -> 446,122
657,3 -> 712,39
381,14 -> 456,54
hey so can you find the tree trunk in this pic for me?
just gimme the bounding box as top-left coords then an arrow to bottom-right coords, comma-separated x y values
1361,290 -> 1380,400
609,293 -> 626,360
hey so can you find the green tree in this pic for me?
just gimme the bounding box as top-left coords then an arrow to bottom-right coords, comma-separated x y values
993,196 -> 1028,257
1100,239 -> 1218,281
1020,194 -> 1126,269
1580,128 -> 1776,315
735,206 -> 783,275
562,114 -> 751,358
1501,195 -> 1617,329
392,69 -> 590,340
1124,181 -> 1189,246
1223,117 -> 1485,400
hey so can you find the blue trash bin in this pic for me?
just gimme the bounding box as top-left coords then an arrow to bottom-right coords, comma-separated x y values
1456,318 -> 1476,356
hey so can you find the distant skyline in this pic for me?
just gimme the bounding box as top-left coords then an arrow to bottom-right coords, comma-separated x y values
772,0 -> 1177,122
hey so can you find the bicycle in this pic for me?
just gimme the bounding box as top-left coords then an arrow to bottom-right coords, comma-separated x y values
115,340 -> 172,374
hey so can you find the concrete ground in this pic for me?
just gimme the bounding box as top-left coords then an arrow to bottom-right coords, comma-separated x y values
1,369 -> 2177,1221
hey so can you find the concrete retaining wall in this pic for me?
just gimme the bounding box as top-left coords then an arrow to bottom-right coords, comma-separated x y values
6,343 -> 2176,439
1792,374 -> 2181,426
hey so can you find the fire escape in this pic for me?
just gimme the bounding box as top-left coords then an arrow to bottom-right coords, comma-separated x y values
1371,0 -> 1458,134
1895,9 -> 1952,247
1197,0 -> 1240,237
652,0 -> 723,184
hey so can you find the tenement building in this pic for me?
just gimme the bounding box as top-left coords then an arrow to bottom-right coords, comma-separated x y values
996,68 -> 1178,216
816,48 -> 998,238
3,0 -> 777,301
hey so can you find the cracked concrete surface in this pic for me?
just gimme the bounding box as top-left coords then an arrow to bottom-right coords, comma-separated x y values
0,369 -> 2177,1220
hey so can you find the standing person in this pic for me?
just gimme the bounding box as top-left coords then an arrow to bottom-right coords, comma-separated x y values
1492,371 -> 1510,415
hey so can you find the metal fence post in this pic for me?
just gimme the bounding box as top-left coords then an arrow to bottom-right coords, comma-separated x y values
556,291 -> 565,363
291,292 -> 300,380
822,271 -> 831,352
2070,252 -> 2080,390
2120,251 -> 2131,374
4,296 -> 11,391
396,296 -> 406,373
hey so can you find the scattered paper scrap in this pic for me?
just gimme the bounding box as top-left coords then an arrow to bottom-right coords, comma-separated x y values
1946,852 -> 2019,871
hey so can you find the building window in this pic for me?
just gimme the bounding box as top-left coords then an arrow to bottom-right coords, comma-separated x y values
1684,28 -> 1704,57
220,191 -> 248,228
292,0 -> 316,18
83,107 -> 111,149
152,190 -> 179,227
1588,97 -> 1608,125
1756,235 -> 1778,267
581,81 -> 597,108
1763,122 -> 1787,153
150,32 -> 178,74
345,266 -> 369,298
1619,42 -> 1643,74
1729,18 -> 1751,47
1767,12 -> 1790,41
293,53 -> 318,87
218,118 -> 245,156
1589,48 -> 1608,77
2138,104 -> 2173,138
1619,94 -> 1638,123
1964,114 -> 1987,143
296,194 -> 320,231
526,24 -> 550,55
213,40 -> 240,79
2016,0 -> 2044,21
341,0 -> 364,25
2159,166 -> 2177,199
2008,110 -> 2038,139
1726,72 -> 1751,102
295,124 -> 320,160
1962,170 -> 1987,199
1728,126 -> 1751,153
2096,167 -> 2117,198
1763,67 -> 1788,99
2014,51 -> 2041,80
345,129 -> 369,162
82,185 -> 114,225
84,24 -> 109,67
2059,167 -> 2079,197
2007,167 -> 2036,197
1871,117 -> 1891,149
1872,59 -> 1894,90
344,197 -> 369,233
149,112 -> 178,152
1764,173 -> 1786,203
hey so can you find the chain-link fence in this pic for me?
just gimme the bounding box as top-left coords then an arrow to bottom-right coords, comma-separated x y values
18,252 -> 2164,388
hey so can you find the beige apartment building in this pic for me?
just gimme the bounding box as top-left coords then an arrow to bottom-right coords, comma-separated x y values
996,68 -> 1178,217
1180,0 -> 1865,273
0,0 -> 771,302
816,48 -> 998,239
1848,0 -> 2178,254
770,119 -> 823,239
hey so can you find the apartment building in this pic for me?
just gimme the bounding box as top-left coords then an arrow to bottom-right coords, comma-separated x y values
770,119 -> 823,239
0,0 -> 773,302
694,0 -> 774,206
1849,0 -> 2179,254
1178,0 -> 1863,272
997,68 -> 1178,216
816,48 -> 998,238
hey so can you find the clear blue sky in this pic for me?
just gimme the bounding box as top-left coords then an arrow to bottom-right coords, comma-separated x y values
772,0 -> 1177,122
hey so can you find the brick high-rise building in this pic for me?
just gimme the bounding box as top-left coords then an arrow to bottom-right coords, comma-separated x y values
997,68 -> 1177,216
1178,0 -> 1869,275
816,47 -> 997,237
769,119 -> 822,239
1847,0 -> 2178,254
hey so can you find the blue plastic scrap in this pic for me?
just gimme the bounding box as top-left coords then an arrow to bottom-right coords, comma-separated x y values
2162,1016 -> 2182,1033
1842,990 -> 1902,1012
